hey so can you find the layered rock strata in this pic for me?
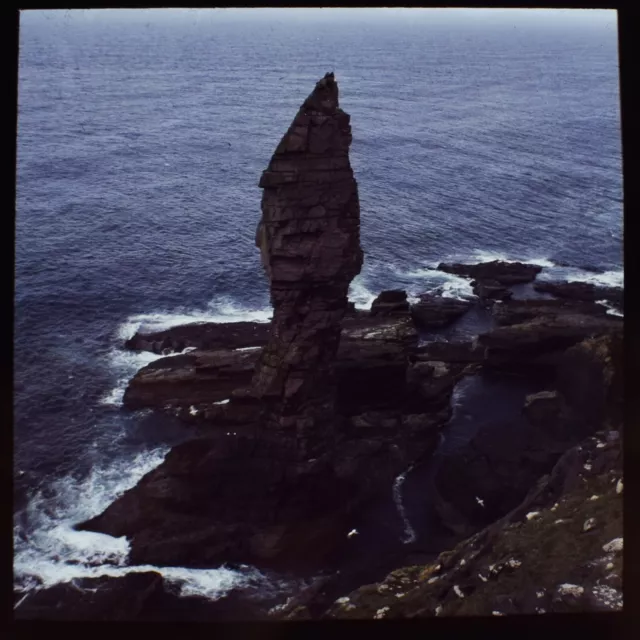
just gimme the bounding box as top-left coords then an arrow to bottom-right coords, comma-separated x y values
252,71 -> 363,460
78,75 -> 436,573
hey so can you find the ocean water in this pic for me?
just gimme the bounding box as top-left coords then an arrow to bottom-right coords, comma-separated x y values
15,8 -> 622,601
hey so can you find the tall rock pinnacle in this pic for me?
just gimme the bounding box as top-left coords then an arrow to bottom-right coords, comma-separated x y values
253,72 -> 363,459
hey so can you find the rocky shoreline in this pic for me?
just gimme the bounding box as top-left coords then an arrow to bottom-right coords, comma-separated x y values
15,265 -> 623,621
15,73 -> 623,621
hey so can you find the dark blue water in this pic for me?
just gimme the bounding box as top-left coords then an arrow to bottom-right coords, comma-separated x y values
15,8 -> 622,600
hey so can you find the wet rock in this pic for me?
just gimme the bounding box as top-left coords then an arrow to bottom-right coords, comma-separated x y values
14,573 -> 261,621
414,340 -> 484,365
123,349 -> 258,410
405,360 -> 466,412
409,293 -> 474,330
478,313 -> 621,372
125,321 -> 270,354
533,281 -> 622,308
438,260 -> 542,285
491,298 -> 608,327
471,279 -> 513,301
124,314 -> 418,416
370,290 -> 410,317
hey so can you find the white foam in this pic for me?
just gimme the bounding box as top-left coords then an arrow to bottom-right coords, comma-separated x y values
235,346 -> 262,352
393,267 -> 475,301
117,298 -> 273,342
565,269 -> 623,288
14,447 -> 168,589
98,348 -> 187,408
13,446 -> 269,602
469,250 -> 556,268
596,300 -> 624,317
392,469 -> 417,545
348,276 -> 378,310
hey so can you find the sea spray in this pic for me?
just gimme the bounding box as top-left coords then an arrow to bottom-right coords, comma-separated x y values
117,297 -> 273,342
103,297 -> 273,407
348,275 -> 378,310
389,266 -> 476,301
14,445 -> 296,604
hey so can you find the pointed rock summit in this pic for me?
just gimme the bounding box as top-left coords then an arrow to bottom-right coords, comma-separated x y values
253,72 -> 363,459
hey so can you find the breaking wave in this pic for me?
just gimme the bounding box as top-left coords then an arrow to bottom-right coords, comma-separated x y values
348,275 -> 378,309
13,446 -> 271,602
117,297 -> 273,343
100,297 -> 273,407
390,266 -> 476,301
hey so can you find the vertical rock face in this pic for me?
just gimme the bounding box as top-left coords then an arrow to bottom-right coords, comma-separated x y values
253,73 -> 363,459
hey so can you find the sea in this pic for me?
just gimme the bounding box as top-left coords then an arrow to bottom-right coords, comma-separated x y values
14,8 -> 623,608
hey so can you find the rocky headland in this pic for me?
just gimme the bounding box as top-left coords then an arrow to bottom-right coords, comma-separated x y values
15,74 -> 623,621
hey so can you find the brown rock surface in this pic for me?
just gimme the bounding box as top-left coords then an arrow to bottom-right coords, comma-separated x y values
533,281 -> 622,308
491,298 -> 608,326
437,260 -> 542,285
123,315 -> 419,419
252,71 -> 363,459
78,75 -> 443,575
124,321 -> 270,354
410,293 -> 473,330
477,313 -> 621,371
370,290 -> 411,317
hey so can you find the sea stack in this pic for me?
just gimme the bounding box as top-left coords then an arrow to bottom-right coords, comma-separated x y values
253,72 -> 363,459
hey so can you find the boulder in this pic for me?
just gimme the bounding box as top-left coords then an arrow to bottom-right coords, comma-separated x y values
471,279 -> 513,301
409,294 -> 473,330
370,290 -> 410,317
122,349 -> 258,410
